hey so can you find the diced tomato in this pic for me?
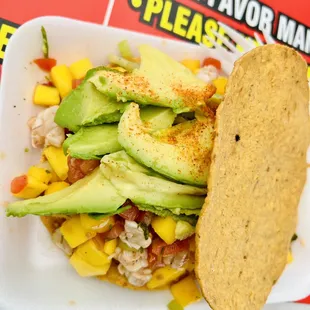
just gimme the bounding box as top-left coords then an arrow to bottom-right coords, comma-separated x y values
136,211 -> 153,225
119,201 -> 140,221
11,175 -> 27,194
72,79 -> 83,89
79,159 -> 100,175
147,247 -> 157,268
104,222 -> 124,240
33,58 -> 57,72
162,239 -> 190,257
151,238 -> 167,256
202,57 -> 221,70
67,157 -> 100,184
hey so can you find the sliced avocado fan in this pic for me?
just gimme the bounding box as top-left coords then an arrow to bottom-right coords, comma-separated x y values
118,103 -> 214,186
54,67 -> 125,132
100,151 -> 206,210
63,106 -> 176,160
7,152 -> 206,218
89,45 -> 216,113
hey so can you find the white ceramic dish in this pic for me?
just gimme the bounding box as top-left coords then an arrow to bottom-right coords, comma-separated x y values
0,16 -> 310,310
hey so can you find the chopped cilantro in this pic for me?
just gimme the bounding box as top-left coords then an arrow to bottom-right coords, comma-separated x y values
41,26 -> 49,58
24,148 -> 29,153
138,222 -> 149,240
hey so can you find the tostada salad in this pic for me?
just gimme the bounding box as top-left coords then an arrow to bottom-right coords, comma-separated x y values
5,28 -> 299,309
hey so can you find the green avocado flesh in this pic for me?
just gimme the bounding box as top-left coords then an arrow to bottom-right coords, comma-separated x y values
54,67 -> 124,132
89,45 -> 212,113
100,151 -> 206,210
63,124 -> 122,160
118,103 -> 214,186
62,106 -> 176,160
6,168 -> 127,217
7,153 -> 205,218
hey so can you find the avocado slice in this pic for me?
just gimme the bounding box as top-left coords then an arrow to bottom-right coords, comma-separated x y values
118,103 -> 214,186
89,45 -> 216,113
100,151 -> 207,210
63,124 -> 122,160
6,168 -> 127,217
62,106 -> 175,160
140,106 -> 176,132
54,67 -> 124,132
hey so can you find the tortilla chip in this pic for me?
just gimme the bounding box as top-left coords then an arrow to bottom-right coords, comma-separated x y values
196,45 -> 310,310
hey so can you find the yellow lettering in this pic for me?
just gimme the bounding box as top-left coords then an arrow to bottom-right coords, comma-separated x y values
173,6 -> 191,37
144,0 -> 163,23
203,19 -> 218,48
307,66 -> 310,79
131,0 -> 143,8
186,13 -> 203,43
0,24 -> 17,60
160,0 -> 173,31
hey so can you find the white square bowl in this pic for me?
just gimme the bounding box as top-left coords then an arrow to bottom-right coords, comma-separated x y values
0,16 -> 310,310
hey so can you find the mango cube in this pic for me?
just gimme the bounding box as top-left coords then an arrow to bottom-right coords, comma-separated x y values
69,58 -> 93,79
147,266 -> 186,289
152,216 -> 176,244
213,77 -> 227,96
12,175 -> 48,199
60,216 -> 96,248
171,275 -> 202,307
180,59 -> 200,73
103,239 -> 118,255
44,181 -> 70,195
70,252 -> 111,277
33,85 -> 60,106
28,166 -> 52,184
49,168 -> 60,183
80,214 -> 115,233
75,237 -> 111,266
43,146 -> 68,181
51,65 -> 73,98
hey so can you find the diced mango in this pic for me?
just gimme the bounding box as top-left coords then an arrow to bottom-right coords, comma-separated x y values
152,216 -> 176,245
189,236 -> 195,252
168,300 -> 183,310
49,169 -> 59,183
12,175 -> 48,199
60,216 -> 96,248
213,77 -> 227,96
44,181 -> 70,195
50,65 -> 73,98
147,266 -> 186,289
70,252 -> 111,277
43,146 -> 68,181
103,239 -> 118,255
171,275 -> 202,307
75,237 -> 111,266
80,214 -> 115,233
69,58 -> 93,80
33,85 -> 60,106
287,250 -> 293,264
27,166 -> 52,184
180,59 -> 200,73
